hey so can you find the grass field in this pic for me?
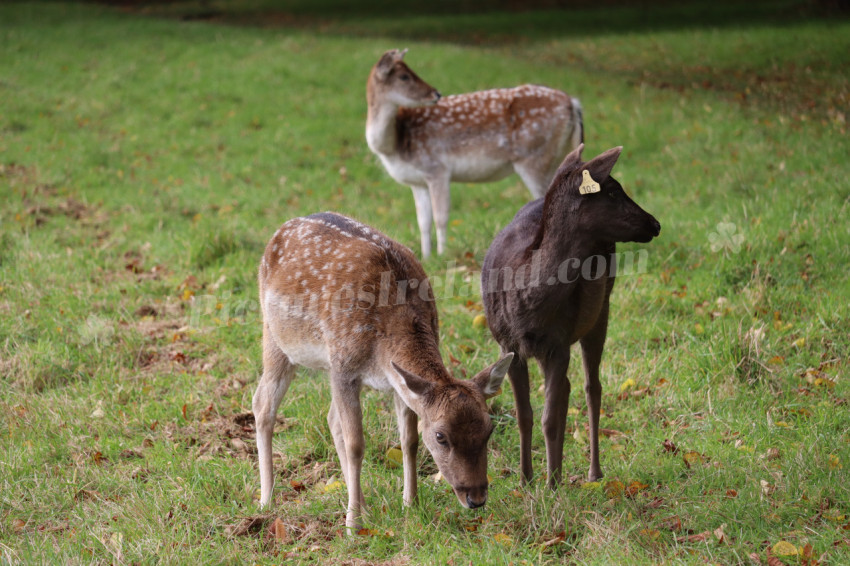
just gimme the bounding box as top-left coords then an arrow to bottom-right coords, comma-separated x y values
1,1 -> 849,563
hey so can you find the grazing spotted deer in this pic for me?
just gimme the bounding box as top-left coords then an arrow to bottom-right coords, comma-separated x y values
255,212 -> 513,532
481,144 -> 660,486
366,48 -> 584,258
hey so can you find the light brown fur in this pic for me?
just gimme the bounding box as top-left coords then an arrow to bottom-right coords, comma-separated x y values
254,212 -> 512,532
366,49 -> 583,257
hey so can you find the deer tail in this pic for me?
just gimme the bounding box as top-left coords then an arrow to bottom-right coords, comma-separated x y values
571,97 -> 584,147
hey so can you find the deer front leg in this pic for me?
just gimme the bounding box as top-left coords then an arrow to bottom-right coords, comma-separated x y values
253,327 -> 296,508
393,393 -> 419,506
427,176 -> 450,256
541,351 -> 571,487
508,356 -> 533,483
580,305 -> 609,482
329,374 -> 366,533
411,185 -> 433,258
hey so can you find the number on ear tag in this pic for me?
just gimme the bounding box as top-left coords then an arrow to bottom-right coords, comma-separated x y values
579,170 -> 601,195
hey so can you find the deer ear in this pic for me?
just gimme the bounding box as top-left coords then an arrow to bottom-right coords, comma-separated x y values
559,143 -> 584,172
472,353 -> 514,399
376,49 -> 406,78
584,146 -> 622,183
390,362 -> 434,404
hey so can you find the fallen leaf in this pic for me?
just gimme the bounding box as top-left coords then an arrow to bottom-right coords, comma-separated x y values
660,515 -> 682,532
619,378 -> 636,393
676,530 -> 711,543
683,450 -> 705,468
357,528 -> 380,536
604,480 -> 625,499
271,518 -> 289,543
386,447 -> 403,469
639,528 -> 661,540
493,532 -> 512,547
540,531 -> 566,548
290,479 -> 306,492
625,480 -> 649,498
765,447 -> 781,461
323,480 -> 344,493
771,540 -> 798,557
662,439 -> 679,454
761,480 -> 776,496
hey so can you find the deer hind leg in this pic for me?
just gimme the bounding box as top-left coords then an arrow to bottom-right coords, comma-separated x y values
540,351 -> 571,488
507,356 -> 534,483
580,306 -> 610,482
427,176 -> 450,255
329,371 -> 366,533
513,158 -> 554,199
393,393 -> 419,506
411,185 -> 433,258
253,326 -> 297,508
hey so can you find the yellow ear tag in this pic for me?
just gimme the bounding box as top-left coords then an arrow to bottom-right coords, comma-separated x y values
579,170 -> 601,195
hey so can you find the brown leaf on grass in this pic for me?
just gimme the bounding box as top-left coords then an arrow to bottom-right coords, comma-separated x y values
225,516 -> 272,537
290,479 -> 307,492
599,428 -> 625,438
604,480 -> 625,499
726,489 -> 738,498
714,524 -> 727,544
662,439 -> 679,454
269,518 -> 290,544
764,447 -> 781,461
676,530 -> 712,543
539,530 -> 566,548
119,448 -> 143,459
683,450 -> 707,468
748,552 -> 762,564
12,518 -> 27,533
660,515 -> 682,532
625,480 -> 649,498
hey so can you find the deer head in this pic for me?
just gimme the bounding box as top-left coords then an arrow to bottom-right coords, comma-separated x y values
369,49 -> 442,108
547,144 -> 661,244
390,353 -> 513,508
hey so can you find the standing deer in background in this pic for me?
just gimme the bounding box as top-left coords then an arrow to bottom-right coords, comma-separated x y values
481,144 -> 660,486
366,48 -> 584,258
255,212 -> 513,532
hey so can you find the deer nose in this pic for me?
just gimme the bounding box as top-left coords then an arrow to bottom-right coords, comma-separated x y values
433,91 -> 442,102
466,493 -> 486,509
650,218 -> 661,236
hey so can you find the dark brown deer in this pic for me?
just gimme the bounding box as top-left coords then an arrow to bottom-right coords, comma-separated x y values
366,48 -> 583,258
255,212 -> 513,532
481,144 -> 660,486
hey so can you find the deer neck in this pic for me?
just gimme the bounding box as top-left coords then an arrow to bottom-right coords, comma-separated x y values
382,332 -> 453,386
535,201 -> 613,268
366,95 -> 402,156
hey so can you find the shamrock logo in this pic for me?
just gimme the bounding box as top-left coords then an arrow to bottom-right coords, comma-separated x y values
708,222 -> 745,254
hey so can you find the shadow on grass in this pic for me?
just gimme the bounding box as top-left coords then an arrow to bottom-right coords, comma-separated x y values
92,0 -> 847,43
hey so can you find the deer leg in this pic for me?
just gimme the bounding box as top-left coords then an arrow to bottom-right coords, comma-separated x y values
410,185 -> 433,258
540,351 -> 571,488
393,393 -> 419,506
513,160 -> 550,199
329,372 -> 366,533
253,326 -> 296,508
427,177 -> 451,255
507,356 -> 533,483
580,305 -> 609,482
328,400 -> 367,509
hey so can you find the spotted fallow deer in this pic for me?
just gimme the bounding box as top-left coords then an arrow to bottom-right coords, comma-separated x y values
366,48 -> 584,258
254,212 -> 513,532
481,144 -> 660,487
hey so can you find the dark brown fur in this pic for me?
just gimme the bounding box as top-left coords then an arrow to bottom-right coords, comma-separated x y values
482,145 -> 660,485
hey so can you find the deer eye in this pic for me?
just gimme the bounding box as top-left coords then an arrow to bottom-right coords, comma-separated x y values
400,73 -> 411,81
435,432 -> 448,445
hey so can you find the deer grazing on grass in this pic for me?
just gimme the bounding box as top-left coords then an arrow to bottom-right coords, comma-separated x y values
366,48 -> 584,258
481,144 -> 660,486
255,212 -> 513,532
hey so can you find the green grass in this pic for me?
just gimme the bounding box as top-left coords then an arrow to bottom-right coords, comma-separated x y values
1,1 -> 848,563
